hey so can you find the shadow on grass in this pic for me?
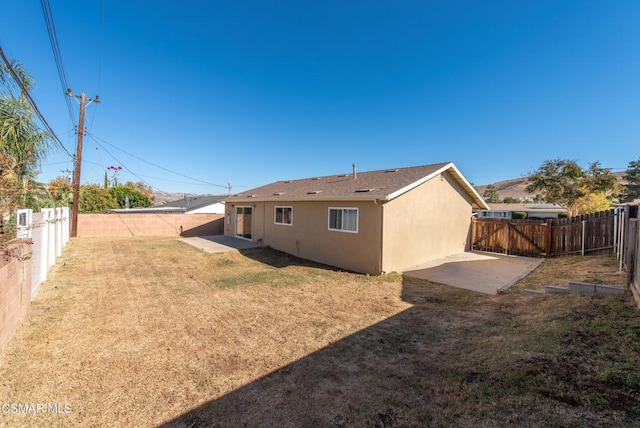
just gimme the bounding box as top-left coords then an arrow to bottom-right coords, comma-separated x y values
237,246 -> 353,272
160,278 -> 462,427
160,252 -> 640,428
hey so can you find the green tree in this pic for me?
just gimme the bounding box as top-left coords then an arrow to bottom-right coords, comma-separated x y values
482,185 -> 501,203
574,192 -> 611,215
526,159 -> 617,216
503,196 -> 519,203
123,181 -> 155,203
0,59 -> 49,179
47,176 -> 73,206
0,58 -> 50,239
79,184 -> 118,213
622,157 -> 640,203
110,186 -> 152,209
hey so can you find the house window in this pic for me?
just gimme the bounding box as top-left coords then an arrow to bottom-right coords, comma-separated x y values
328,207 -> 358,233
275,206 -> 293,225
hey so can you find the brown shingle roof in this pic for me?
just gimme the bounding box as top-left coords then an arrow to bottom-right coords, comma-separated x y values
225,162 -> 489,209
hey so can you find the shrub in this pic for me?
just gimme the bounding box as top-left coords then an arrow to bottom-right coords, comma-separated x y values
511,211 -> 527,219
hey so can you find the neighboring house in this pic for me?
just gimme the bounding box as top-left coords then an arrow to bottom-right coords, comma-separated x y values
223,162 -> 488,275
108,195 -> 226,214
158,195 -> 226,214
475,203 -> 568,219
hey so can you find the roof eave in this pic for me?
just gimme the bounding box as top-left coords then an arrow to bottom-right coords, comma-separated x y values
222,195 -> 389,204
385,162 -> 489,210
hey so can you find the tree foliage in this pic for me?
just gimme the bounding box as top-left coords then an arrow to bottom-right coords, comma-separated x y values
0,59 -> 48,178
79,184 -> 153,212
79,184 -> 117,213
622,157 -> 640,203
48,177 -> 73,204
526,159 -> 617,216
482,185 -> 501,203
110,185 -> 152,209
573,192 -> 611,215
0,58 -> 51,241
123,181 -> 155,203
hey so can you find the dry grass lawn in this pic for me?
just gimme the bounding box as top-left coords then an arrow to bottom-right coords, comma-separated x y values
0,237 -> 638,427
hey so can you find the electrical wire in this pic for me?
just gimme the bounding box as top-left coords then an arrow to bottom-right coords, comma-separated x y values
85,133 -> 164,192
85,130 -> 230,189
0,44 -> 74,159
89,0 -> 106,130
39,0 -> 76,128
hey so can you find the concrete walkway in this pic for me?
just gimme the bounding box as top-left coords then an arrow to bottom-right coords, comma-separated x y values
403,251 -> 544,295
179,235 -> 265,253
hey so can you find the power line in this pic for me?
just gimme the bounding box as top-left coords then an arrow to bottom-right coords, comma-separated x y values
85,130 -> 230,189
40,0 -> 76,128
89,0 -> 106,130
85,133 -> 163,192
0,44 -> 74,159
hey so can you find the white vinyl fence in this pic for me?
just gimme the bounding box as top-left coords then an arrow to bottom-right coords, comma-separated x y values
16,207 -> 70,299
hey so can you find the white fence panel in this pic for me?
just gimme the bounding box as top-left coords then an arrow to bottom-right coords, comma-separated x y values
30,211 -> 46,298
17,207 -> 70,300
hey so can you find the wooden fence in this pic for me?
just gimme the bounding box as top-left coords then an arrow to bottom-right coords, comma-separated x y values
471,208 -> 624,258
629,219 -> 639,307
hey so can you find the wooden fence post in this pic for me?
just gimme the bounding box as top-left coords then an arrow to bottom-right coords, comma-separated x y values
626,207 -> 638,286
544,219 -> 552,256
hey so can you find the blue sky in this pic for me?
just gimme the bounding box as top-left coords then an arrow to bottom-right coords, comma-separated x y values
1,1 -> 638,195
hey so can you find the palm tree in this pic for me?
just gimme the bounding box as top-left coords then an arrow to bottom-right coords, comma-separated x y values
0,59 -> 49,177
0,58 -> 50,239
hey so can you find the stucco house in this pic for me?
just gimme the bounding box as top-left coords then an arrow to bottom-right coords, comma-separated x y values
159,195 -> 226,214
476,203 -> 568,219
223,162 -> 488,275
108,195 -> 226,214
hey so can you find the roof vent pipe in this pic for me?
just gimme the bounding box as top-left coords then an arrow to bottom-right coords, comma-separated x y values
352,163 -> 357,179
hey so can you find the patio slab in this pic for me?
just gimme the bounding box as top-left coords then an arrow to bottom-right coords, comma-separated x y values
403,251 -> 544,294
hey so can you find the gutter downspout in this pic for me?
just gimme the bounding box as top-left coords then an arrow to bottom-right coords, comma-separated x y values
376,198 -> 384,274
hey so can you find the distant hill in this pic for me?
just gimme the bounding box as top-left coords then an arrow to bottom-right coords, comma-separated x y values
153,191 -> 204,204
475,172 -> 626,203
475,177 -> 535,202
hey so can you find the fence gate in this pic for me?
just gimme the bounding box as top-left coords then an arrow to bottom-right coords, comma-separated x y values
472,208 -> 628,258
471,218 -> 548,257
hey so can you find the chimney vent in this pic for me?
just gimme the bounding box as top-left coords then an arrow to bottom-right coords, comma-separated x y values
352,163 -> 357,179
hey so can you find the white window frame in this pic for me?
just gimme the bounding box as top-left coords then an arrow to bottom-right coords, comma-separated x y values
274,206 -> 293,226
328,207 -> 358,233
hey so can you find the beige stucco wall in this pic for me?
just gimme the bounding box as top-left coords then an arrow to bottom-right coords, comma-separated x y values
225,171 -> 475,275
381,171 -> 474,273
225,200 -> 383,274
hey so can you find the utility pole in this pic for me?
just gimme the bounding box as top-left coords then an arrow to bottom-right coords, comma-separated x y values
67,89 -> 100,237
60,169 -> 73,183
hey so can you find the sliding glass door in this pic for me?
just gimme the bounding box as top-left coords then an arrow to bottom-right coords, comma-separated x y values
235,206 -> 252,239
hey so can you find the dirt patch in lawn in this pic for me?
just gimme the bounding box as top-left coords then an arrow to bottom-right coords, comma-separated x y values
0,238 -> 638,427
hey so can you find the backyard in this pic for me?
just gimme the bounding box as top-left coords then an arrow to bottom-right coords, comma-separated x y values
0,237 -> 639,427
